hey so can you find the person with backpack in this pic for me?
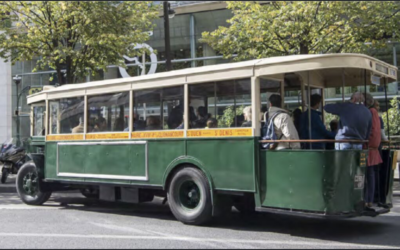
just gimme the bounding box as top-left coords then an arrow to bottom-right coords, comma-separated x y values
262,94 -> 301,150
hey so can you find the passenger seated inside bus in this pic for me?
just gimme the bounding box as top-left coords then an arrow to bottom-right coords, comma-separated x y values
267,94 -> 301,150
92,117 -> 107,132
72,116 -> 84,134
168,106 -> 183,129
113,117 -> 125,131
241,106 -> 252,127
146,116 -> 161,130
299,94 -> 335,149
206,118 -> 218,129
324,92 -> 371,150
194,106 -> 210,128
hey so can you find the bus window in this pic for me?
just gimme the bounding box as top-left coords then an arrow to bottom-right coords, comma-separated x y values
134,86 -> 184,131
87,92 -> 129,133
189,78 -> 251,129
48,97 -> 84,134
33,105 -> 46,136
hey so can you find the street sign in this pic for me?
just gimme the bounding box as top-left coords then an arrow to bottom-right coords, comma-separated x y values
29,86 -> 43,95
371,75 -> 381,85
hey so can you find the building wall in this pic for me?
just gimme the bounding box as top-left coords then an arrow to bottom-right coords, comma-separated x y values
0,35 -> 12,143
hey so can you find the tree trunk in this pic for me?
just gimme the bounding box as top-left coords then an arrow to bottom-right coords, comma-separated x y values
300,43 -> 309,54
56,68 -> 64,86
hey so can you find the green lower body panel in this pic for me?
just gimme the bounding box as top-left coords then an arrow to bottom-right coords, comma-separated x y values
44,138 -> 256,191
260,150 -> 367,215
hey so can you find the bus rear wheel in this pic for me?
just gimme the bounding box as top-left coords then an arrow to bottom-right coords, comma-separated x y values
167,167 -> 212,225
16,163 -> 51,206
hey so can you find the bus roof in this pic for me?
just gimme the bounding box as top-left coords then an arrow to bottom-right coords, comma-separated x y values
27,53 -> 398,104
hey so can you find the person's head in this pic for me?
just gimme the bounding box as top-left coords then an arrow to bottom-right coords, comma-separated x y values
189,106 -> 197,122
146,116 -> 160,127
197,106 -> 207,118
95,117 -> 107,131
310,94 -> 322,109
374,100 -> 380,111
363,93 -> 375,108
243,106 -> 252,121
269,94 -> 282,108
330,119 -> 339,132
350,92 -> 365,104
206,118 -> 218,128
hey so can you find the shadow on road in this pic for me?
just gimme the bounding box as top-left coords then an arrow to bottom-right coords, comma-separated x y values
44,194 -> 400,248
2,190 -> 400,248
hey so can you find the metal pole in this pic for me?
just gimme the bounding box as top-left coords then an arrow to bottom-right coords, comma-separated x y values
364,69 -> 367,106
307,71 -> 312,149
384,77 -> 390,140
342,68 -> 345,103
190,14 -> 196,68
163,1 -> 172,71
15,83 -> 20,147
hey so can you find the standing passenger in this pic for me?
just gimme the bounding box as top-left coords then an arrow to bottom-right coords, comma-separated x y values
299,94 -> 335,149
364,93 -> 383,209
324,92 -> 372,150
267,94 -> 301,150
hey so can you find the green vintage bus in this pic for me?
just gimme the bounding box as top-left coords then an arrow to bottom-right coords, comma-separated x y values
20,53 -> 397,225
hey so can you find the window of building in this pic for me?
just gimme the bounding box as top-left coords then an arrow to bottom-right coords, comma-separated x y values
87,92 -> 130,133
189,78 -> 251,129
32,105 -> 46,136
134,86 -> 184,131
49,97 -> 84,134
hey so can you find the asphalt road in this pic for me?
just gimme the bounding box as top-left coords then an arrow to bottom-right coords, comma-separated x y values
1,176 -> 400,249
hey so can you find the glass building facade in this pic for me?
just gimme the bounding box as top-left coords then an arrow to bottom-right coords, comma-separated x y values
9,1 -> 400,142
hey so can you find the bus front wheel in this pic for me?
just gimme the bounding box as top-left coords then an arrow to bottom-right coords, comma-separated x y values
16,163 -> 51,206
167,167 -> 212,225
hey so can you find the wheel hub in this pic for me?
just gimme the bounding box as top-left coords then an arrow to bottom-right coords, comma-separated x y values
179,181 -> 201,209
22,172 -> 38,196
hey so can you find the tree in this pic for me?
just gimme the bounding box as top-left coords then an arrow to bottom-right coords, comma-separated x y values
201,1 -> 400,61
218,105 -> 245,128
0,1 -> 159,84
382,97 -> 400,136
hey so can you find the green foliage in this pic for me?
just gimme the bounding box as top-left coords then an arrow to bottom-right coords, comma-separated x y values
0,1 -> 159,84
218,105 -> 245,128
324,112 -> 339,130
382,97 -> 400,136
201,1 -> 400,60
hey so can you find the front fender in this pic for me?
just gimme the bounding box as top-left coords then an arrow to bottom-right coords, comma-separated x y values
28,153 -> 45,179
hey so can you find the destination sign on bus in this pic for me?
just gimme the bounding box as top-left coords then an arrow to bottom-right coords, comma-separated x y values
375,63 -> 389,74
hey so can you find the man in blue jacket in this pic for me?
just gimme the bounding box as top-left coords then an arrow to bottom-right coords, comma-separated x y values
324,92 -> 372,150
300,94 -> 335,149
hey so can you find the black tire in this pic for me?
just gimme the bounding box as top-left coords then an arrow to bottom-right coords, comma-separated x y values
1,168 -> 8,184
80,188 -> 99,199
167,167 -> 212,225
16,162 -> 51,206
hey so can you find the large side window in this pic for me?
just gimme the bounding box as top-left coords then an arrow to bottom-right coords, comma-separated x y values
49,97 -> 84,134
87,92 -> 130,133
134,86 -> 184,131
189,78 -> 251,129
32,105 -> 46,136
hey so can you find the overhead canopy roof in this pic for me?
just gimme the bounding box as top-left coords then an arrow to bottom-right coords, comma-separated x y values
27,53 -> 398,104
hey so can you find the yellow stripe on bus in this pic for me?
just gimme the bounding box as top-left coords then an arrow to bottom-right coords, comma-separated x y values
46,134 -> 84,141
86,133 -> 129,140
131,131 -> 184,139
187,128 -> 253,137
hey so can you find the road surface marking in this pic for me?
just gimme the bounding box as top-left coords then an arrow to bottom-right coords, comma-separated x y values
0,232 -> 396,249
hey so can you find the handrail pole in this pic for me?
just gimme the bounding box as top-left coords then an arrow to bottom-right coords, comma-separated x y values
307,71 -> 312,150
342,68 -> 345,103
384,77 -> 391,141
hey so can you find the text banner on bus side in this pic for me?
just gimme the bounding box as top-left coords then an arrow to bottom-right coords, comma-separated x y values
46,134 -> 84,141
86,133 -> 130,140
187,128 -> 253,138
